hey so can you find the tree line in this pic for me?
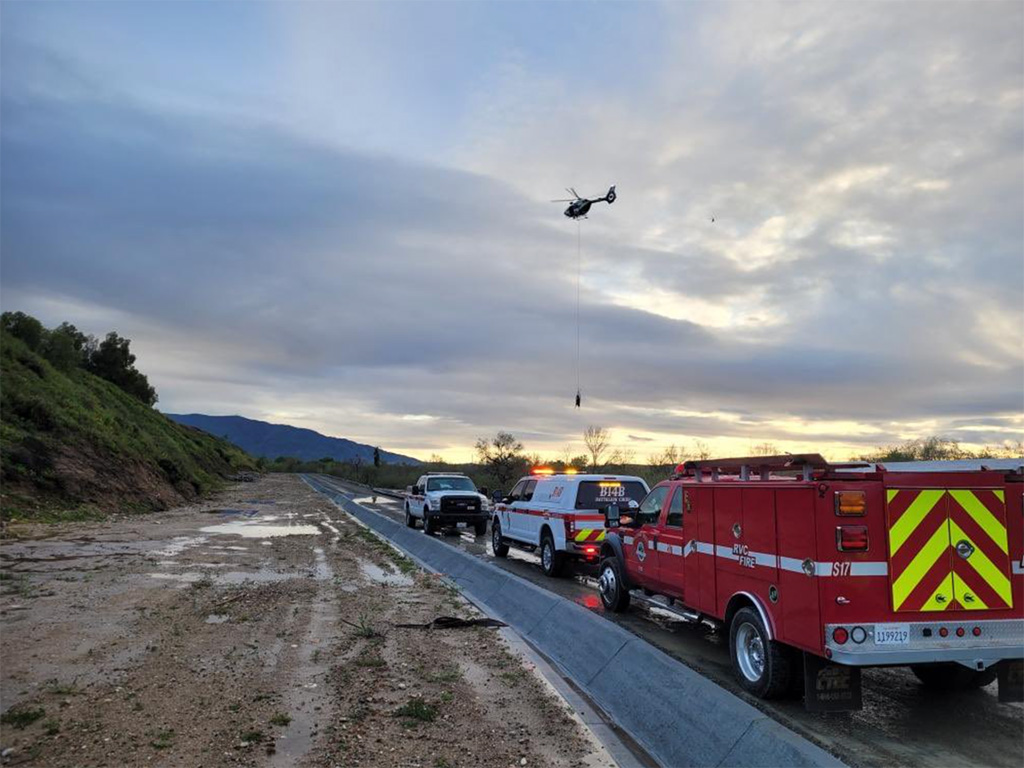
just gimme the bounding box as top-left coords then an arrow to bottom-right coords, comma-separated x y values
272,426 -> 1023,496
2,311 -> 157,406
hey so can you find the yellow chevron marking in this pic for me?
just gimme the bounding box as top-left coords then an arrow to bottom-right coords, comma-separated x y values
950,490 -> 1007,553
952,572 -> 989,610
596,530 -> 606,541
889,490 -> 945,556
892,523 -> 950,610
994,490 -> 1004,502
919,572 -> 954,612
887,489 -> 899,503
574,530 -> 590,542
949,520 -> 1012,606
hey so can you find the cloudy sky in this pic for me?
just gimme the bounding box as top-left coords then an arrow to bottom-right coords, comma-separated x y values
2,1 -> 1022,462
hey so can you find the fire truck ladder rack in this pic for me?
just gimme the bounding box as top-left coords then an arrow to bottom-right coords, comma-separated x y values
677,454 -> 871,482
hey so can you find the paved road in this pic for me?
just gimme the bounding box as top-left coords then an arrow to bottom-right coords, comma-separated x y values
308,473 -> 1024,768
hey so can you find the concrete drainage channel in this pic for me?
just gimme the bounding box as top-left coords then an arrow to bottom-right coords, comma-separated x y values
304,476 -> 845,768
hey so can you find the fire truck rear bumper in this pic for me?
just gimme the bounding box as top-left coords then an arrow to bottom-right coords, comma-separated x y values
824,619 -> 1024,668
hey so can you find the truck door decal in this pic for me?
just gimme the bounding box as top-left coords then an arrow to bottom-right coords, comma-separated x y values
887,488 -> 1013,612
948,489 -> 1012,610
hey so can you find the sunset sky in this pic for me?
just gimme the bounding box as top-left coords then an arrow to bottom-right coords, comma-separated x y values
2,1 -> 1021,462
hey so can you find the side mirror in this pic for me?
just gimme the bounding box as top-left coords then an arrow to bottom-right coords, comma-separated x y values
501,496 -> 511,504
628,499 -> 640,511
479,486 -> 489,498
412,485 -> 422,496
604,504 -> 621,528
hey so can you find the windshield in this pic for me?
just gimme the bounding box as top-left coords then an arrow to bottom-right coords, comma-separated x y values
575,480 -> 647,510
426,476 -> 477,492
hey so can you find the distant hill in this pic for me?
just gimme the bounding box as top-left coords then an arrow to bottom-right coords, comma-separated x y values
1,329 -> 255,521
165,414 -> 420,465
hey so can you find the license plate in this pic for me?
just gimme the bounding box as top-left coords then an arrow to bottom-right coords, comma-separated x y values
874,623 -> 910,645
456,522 -> 467,528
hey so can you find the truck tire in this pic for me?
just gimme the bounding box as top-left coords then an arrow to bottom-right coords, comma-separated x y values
729,606 -> 793,699
911,663 -> 998,691
491,519 -> 509,557
598,558 -> 630,612
540,530 -> 565,578
474,519 -> 488,537
405,504 -> 416,529
423,508 -> 436,536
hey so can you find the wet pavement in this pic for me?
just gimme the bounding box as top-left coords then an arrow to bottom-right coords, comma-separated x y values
306,474 -> 1024,768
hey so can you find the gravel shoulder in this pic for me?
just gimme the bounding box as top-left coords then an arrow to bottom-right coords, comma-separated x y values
0,474 -> 610,767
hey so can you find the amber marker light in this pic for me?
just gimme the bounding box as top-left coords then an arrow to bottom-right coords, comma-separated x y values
835,490 -> 867,516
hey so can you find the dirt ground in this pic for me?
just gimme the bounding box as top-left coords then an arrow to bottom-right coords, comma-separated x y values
0,475 -> 611,767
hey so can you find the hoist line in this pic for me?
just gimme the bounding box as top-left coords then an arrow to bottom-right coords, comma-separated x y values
576,219 -> 581,394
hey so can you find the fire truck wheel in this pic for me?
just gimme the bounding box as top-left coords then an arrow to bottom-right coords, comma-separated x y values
540,531 -> 565,577
729,607 -> 793,698
598,558 -> 630,612
474,519 -> 487,537
491,520 -> 510,557
910,663 -> 998,690
405,504 -> 416,528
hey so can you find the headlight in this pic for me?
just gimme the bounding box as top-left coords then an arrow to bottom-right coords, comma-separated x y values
428,498 -> 440,510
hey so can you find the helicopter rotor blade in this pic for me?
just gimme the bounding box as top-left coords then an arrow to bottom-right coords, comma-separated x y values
551,198 -> 575,203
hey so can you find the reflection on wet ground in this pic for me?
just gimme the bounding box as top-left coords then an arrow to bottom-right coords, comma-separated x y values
307,473 -> 1024,768
199,518 -> 321,538
358,559 -> 414,587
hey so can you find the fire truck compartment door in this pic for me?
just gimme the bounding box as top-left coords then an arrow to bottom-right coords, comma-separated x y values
887,488 -> 1012,612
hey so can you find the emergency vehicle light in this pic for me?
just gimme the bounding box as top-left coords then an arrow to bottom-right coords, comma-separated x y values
834,490 -> 866,516
563,468 -> 579,475
531,467 -> 554,476
597,481 -> 622,488
836,525 -> 869,552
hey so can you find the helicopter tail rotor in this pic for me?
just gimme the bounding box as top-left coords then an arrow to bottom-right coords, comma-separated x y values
605,185 -> 616,204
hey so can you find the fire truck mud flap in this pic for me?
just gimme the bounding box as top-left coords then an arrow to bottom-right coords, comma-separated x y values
309,480 -> 845,768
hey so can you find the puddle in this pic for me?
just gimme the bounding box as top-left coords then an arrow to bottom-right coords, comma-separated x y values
152,536 -> 208,557
205,614 -> 229,624
200,520 -> 320,539
358,560 -> 413,587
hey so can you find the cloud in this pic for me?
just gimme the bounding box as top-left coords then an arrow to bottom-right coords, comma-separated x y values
1,2 -> 1021,460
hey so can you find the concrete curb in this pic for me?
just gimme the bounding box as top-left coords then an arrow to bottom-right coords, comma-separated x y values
306,476 -> 845,768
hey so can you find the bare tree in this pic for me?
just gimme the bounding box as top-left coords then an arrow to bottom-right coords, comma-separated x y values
649,443 -> 683,467
609,447 -> 636,466
475,431 -> 526,488
691,439 -> 712,461
583,426 -> 611,471
750,441 -> 780,456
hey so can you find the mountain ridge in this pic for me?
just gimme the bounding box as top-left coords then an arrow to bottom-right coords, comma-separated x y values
165,413 -> 420,465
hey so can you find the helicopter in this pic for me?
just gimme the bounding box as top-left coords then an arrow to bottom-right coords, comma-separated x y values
552,185 -> 617,219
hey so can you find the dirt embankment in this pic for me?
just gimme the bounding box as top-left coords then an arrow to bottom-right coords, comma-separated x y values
0,475 -> 608,767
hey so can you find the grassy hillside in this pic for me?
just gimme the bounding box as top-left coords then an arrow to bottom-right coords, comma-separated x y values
1,330 -> 255,522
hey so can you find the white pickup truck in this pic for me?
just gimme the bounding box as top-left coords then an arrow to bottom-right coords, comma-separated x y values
490,472 -> 649,576
404,472 -> 490,536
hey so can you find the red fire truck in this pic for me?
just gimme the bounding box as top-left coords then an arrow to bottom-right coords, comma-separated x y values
597,455 -> 1024,709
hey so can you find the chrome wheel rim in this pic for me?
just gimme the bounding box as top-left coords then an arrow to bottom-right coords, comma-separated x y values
735,622 -> 766,682
492,524 -> 501,550
599,566 -> 617,602
542,542 -> 553,571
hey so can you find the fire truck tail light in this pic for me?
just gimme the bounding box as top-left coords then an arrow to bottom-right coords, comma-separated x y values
850,626 -> 867,644
956,627 -> 965,637
973,626 -> 982,637
835,490 -> 867,516
939,627 -> 949,638
836,525 -> 869,552
832,627 -> 849,645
